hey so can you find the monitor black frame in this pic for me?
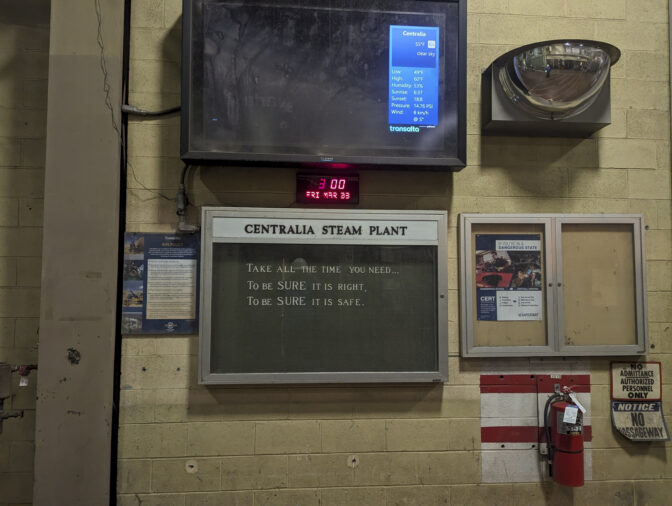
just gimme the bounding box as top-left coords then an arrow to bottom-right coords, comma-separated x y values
180,0 -> 467,171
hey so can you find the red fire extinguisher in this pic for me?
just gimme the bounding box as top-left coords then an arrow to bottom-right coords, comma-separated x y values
543,387 -> 584,487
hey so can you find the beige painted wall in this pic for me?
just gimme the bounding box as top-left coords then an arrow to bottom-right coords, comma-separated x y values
0,3 -> 49,504
119,1 -> 672,505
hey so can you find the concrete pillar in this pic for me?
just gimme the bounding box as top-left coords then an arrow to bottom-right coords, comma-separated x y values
33,1 -> 124,504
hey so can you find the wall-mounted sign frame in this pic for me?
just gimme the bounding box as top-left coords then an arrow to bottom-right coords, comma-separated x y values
610,361 -> 669,441
611,361 -> 662,401
200,208 -> 448,384
460,214 -> 648,357
121,233 -> 200,334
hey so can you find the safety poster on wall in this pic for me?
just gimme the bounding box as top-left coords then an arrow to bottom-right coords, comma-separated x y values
474,234 -> 543,321
121,233 -> 199,334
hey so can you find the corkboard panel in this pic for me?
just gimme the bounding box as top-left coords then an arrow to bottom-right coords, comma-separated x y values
472,223 -> 547,347
561,223 -> 636,346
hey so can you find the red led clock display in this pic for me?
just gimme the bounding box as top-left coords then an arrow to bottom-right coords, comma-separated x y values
296,174 -> 359,205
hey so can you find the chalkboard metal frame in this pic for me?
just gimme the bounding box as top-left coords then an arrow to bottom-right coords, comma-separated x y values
200,208 -> 449,384
460,214 -> 648,357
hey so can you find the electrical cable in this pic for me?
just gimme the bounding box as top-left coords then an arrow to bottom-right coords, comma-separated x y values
95,0 -> 174,203
176,164 -> 199,233
177,164 -> 190,216
121,104 -> 181,116
180,163 -> 190,187
95,0 -> 120,138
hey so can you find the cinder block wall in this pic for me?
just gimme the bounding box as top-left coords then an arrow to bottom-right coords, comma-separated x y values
0,13 -> 49,506
119,1 -> 672,505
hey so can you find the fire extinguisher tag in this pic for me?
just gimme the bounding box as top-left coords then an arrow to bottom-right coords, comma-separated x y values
563,405 -> 579,424
568,393 -> 587,414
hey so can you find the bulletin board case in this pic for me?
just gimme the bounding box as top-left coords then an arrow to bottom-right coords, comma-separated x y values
200,208 -> 449,384
460,214 -> 648,357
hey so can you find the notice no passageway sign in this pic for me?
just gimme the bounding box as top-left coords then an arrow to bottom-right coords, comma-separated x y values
610,362 -> 669,442
611,401 -> 669,441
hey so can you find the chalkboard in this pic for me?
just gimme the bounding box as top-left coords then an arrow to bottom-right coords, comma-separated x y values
211,243 -> 437,373
200,209 -> 448,383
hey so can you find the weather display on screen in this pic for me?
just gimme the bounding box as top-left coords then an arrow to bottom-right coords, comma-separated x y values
189,0 -> 460,165
389,26 -> 440,129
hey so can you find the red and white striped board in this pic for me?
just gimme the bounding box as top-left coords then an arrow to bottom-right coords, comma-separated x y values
480,368 -> 592,483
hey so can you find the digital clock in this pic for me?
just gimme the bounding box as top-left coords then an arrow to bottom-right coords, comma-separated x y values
296,174 -> 359,205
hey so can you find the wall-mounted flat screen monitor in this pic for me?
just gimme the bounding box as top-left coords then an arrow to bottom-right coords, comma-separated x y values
181,0 -> 466,170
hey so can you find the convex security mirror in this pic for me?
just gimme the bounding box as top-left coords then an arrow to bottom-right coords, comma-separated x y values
497,40 -> 620,120
482,39 -> 621,137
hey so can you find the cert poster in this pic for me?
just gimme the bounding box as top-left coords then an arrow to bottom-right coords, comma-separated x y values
475,234 -> 543,321
121,233 -> 199,334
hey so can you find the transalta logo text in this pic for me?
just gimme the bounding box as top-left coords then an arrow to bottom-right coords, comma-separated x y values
389,125 -> 420,133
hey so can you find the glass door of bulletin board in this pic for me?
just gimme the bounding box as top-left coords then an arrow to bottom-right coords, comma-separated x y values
470,221 -> 555,353
557,219 -> 643,352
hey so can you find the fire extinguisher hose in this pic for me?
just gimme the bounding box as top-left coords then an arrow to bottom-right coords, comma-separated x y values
543,393 -> 563,477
